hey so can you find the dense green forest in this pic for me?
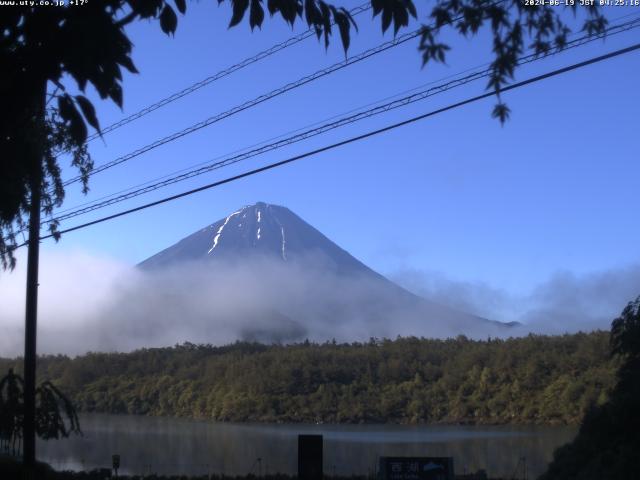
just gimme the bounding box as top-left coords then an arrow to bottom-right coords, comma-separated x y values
0,333 -> 617,425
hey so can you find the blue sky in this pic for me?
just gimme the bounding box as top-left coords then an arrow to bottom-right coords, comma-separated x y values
48,2 -> 639,299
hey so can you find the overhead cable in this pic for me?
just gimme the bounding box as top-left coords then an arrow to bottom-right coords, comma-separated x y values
84,2 -> 373,142
44,17 -> 640,226
61,26 -> 424,188
3,41 -> 632,254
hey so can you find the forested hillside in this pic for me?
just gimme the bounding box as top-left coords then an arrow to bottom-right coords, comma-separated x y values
0,333 -> 617,425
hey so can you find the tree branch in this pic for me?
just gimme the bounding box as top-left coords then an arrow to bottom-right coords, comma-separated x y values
115,10 -> 138,28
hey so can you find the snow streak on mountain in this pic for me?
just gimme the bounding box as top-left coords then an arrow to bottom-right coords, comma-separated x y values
140,202 -> 381,276
138,202 -> 512,342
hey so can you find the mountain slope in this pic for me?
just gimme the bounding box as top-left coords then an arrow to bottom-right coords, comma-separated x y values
138,202 -> 509,341
140,202 -> 385,279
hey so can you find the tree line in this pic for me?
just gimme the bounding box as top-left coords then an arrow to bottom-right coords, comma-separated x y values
0,332 -> 617,426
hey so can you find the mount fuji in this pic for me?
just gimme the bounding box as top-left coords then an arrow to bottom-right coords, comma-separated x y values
141,202 -> 379,274
138,202 -> 513,341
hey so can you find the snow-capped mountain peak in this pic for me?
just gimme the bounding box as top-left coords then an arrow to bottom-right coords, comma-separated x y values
140,202 -> 376,276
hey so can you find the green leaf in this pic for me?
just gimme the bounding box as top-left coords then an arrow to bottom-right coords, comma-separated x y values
109,83 -> 123,108
393,4 -> 408,35
406,0 -> 417,19
434,43 -> 449,63
278,0 -> 299,25
371,0 -> 383,17
381,7 -> 392,34
57,94 -> 75,123
267,0 -> 279,16
345,8 -> 357,31
159,5 -> 178,35
230,0 -> 249,27
49,222 -> 61,242
492,102 -> 511,125
318,1 -> 331,49
118,55 -> 139,74
431,7 -> 451,28
331,7 -> 350,53
174,0 -> 186,14
58,94 -> 88,145
305,0 -> 320,26
74,95 -> 101,135
249,0 -> 264,30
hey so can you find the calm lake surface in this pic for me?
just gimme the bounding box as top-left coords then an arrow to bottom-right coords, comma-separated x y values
37,414 -> 576,478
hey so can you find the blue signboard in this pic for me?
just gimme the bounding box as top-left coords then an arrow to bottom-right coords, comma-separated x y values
379,457 -> 454,480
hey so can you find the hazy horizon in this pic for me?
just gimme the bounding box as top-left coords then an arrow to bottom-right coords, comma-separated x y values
1,238 -> 637,357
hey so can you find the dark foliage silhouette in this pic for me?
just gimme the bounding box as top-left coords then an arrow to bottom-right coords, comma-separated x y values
0,369 -> 81,456
0,369 -> 23,455
539,297 -> 640,480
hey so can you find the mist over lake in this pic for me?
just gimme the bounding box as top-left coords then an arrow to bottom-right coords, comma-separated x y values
37,414 -> 576,478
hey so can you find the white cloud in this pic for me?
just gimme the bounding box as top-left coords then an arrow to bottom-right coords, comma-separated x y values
390,265 -> 640,334
2,249 -> 637,357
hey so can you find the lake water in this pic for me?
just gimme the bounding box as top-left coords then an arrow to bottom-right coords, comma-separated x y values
36,414 -> 576,478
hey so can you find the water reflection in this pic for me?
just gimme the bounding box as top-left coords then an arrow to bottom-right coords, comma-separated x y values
37,414 -> 576,478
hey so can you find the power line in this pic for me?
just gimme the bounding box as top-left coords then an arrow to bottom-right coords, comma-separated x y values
53,9 -> 640,219
84,2 -> 373,143
50,8 -> 633,220
43,17 -> 640,226
60,1 -> 510,189
60,26 -> 424,189
11,16 -> 640,240
3,41 -> 633,255
21,0 -> 510,238
52,57 -> 491,218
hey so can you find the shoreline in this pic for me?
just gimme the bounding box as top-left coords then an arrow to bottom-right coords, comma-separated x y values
73,410 -> 581,428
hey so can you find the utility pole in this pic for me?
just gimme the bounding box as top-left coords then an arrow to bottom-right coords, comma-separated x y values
23,82 -> 45,473
23,167 -> 41,472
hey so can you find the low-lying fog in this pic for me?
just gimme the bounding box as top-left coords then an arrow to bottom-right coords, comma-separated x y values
1,249 -> 638,356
